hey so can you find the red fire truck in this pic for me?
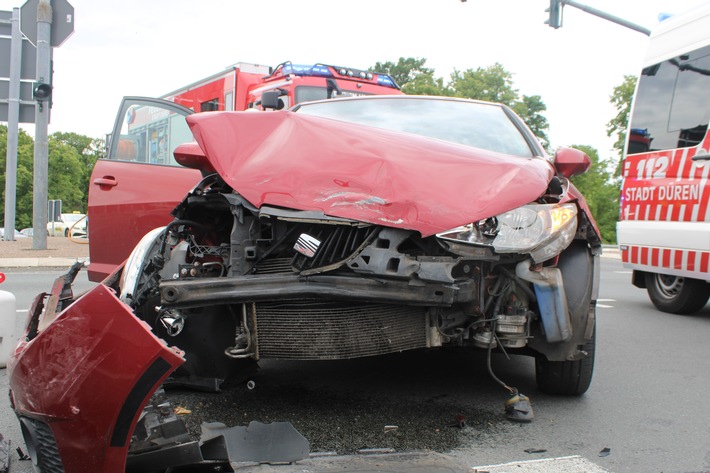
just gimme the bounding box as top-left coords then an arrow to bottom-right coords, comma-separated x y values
162,61 -> 402,112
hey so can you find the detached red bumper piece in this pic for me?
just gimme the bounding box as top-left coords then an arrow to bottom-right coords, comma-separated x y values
8,282 -> 184,473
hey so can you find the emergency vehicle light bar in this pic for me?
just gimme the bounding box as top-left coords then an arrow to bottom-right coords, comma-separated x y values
270,62 -> 401,90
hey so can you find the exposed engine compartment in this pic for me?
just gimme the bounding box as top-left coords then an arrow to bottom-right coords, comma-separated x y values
118,173 -> 596,390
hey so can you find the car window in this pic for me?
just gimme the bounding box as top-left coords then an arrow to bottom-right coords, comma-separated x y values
111,100 -> 193,166
295,97 -> 534,157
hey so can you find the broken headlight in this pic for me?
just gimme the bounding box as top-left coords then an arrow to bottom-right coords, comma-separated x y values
437,203 -> 577,262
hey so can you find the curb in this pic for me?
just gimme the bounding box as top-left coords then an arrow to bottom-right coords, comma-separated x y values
0,257 -> 88,268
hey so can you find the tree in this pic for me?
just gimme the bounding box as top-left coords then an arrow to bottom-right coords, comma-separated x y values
569,144 -> 620,243
51,132 -> 105,212
449,63 -> 519,105
0,126 -> 103,228
0,125 -> 35,229
401,73 -> 450,96
607,75 -> 637,173
371,57 -> 435,88
513,95 -> 550,147
47,138 -> 85,213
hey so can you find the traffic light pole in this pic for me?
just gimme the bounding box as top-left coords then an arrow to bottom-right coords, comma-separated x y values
32,0 -> 51,250
546,0 -> 651,36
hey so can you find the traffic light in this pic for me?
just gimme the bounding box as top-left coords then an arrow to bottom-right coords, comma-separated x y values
545,0 -> 563,29
33,82 -> 52,101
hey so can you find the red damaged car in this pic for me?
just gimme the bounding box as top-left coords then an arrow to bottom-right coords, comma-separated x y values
9,95 -> 601,472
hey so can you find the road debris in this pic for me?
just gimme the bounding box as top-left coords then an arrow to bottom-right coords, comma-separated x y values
504,391 -> 534,422
599,447 -> 611,457
524,448 -> 548,454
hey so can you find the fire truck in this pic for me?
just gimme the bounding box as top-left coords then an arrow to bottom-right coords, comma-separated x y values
162,61 -> 402,112
618,3 -> 710,314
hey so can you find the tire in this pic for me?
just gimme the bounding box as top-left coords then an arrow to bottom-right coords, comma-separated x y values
535,320 -> 595,396
64,228 -> 69,237
644,272 -> 710,315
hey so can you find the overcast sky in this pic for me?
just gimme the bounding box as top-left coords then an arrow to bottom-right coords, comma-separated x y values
3,0 -> 709,159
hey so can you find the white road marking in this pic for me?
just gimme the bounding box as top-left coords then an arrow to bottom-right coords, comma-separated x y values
472,455 -> 610,472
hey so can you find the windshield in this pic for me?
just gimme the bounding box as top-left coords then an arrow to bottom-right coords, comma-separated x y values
295,97 -> 534,157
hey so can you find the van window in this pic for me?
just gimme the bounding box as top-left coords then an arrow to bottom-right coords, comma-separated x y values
628,44 -> 710,154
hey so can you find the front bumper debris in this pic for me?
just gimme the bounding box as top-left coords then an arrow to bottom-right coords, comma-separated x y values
8,279 -> 185,473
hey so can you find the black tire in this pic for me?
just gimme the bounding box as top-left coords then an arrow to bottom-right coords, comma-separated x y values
645,272 -> 710,315
535,320 -> 595,396
64,228 -> 69,237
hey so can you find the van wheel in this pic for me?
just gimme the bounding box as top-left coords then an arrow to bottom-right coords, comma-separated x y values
645,272 -> 710,314
64,228 -> 69,237
535,321 -> 595,396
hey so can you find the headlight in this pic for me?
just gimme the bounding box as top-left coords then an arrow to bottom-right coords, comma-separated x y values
437,203 -> 578,262
119,227 -> 165,303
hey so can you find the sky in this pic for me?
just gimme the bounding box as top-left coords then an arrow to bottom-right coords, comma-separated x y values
3,0 -> 710,160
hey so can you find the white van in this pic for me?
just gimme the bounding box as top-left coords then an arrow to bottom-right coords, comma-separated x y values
618,3 -> 710,314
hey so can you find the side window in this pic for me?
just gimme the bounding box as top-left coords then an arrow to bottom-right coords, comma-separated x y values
110,99 -> 193,166
629,44 -> 710,153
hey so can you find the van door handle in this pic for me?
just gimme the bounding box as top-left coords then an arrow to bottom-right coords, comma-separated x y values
692,153 -> 710,161
93,177 -> 118,187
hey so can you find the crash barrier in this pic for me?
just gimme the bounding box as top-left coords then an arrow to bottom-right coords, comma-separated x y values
0,289 -> 17,368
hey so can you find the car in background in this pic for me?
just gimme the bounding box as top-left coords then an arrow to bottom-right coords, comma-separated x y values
47,212 -> 87,238
0,228 -> 27,240
19,228 -> 33,237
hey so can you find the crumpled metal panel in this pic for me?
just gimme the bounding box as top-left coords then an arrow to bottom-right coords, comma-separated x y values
186,111 -> 554,237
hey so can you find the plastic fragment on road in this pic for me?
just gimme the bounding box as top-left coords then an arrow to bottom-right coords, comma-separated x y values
599,447 -> 611,457
200,421 -> 309,464
524,448 -> 548,454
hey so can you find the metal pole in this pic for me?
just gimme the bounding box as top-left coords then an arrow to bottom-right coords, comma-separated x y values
32,0 -> 52,250
3,8 -> 21,242
562,0 -> 651,36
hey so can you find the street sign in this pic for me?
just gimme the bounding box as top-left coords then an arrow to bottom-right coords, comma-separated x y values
0,80 -> 35,122
0,37 -> 36,80
20,0 -> 74,48
0,10 -> 36,123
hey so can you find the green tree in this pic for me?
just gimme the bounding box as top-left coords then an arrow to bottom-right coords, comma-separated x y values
607,75 -> 637,171
371,57 -> 435,88
512,95 -> 550,147
51,132 -> 105,212
401,72 -> 450,96
47,138 -> 85,213
569,144 -> 620,243
0,125 -> 36,229
1,127 -> 102,228
449,63 -> 519,105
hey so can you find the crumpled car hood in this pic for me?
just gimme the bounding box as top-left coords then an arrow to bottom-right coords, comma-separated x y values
187,111 -> 554,237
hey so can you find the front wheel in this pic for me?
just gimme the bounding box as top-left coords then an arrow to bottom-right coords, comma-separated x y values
535,321 -> 595,396
645,272 -> 710,315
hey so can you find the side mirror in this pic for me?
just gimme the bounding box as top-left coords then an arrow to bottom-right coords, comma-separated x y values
174,142 -> 216,177
553,147 -> 591,179
261,90 -> 281,110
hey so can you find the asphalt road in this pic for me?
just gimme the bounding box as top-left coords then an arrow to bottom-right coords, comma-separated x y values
1,259 -> 709,472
